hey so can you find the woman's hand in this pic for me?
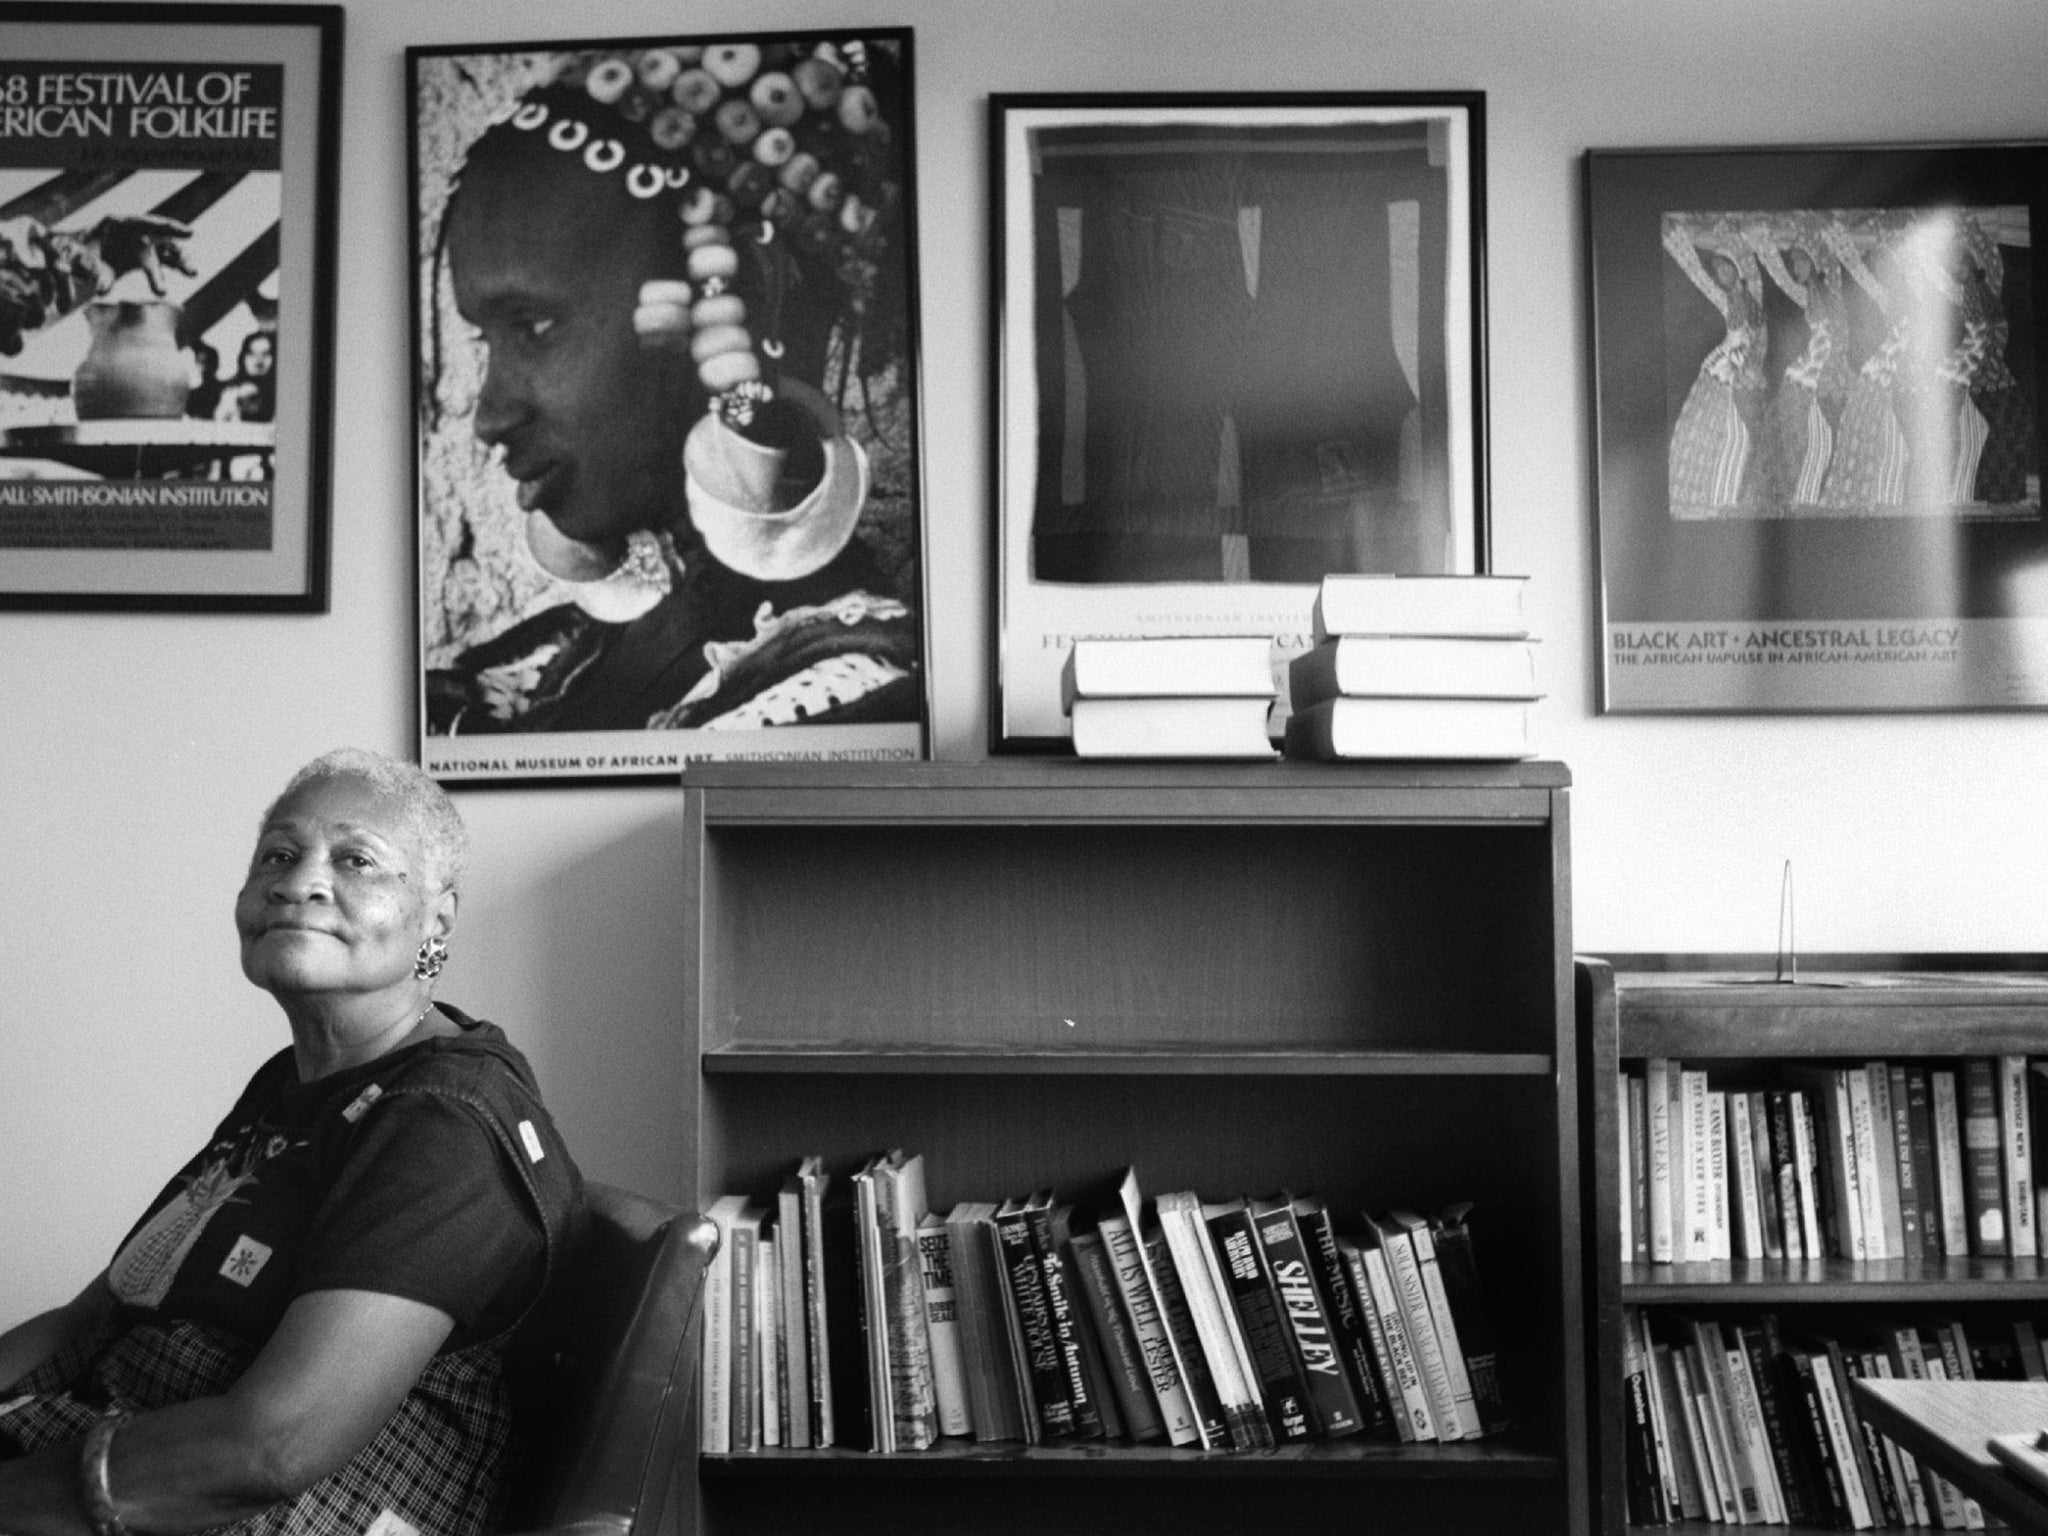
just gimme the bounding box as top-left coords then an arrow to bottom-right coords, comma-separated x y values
0,1290 -> 453,1535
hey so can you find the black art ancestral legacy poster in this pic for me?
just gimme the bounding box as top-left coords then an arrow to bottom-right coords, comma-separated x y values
1589,145 -> 2048,713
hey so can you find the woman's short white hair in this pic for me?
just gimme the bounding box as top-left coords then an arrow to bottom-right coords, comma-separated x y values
265,747 -> 469,892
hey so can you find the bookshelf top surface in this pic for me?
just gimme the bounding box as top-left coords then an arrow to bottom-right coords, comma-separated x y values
685,759 -> 1573,793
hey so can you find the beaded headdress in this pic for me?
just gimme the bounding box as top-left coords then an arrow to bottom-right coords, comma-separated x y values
477,38 -> 903,431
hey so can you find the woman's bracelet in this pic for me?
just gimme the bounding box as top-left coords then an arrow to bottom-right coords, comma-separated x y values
79,1411 -> 130,1536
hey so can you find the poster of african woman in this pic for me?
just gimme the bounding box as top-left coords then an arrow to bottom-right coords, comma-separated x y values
990,93 -> 1490,751
1589,143 -> 2048,712
409,30 -> 926,786
0,3 -> 338,611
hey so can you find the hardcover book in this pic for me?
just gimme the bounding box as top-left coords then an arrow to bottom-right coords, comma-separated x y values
1962,1058 -> 2010,1257
915,1213 -> 972,1437
1310,572 -> 1532,641
777,1175 -> 814,1449
1068,1224 -> 1168,1444
1428,1202 -> 1513,1436
942,1200 -> 1029,1444
1283,695 -> 1532,762
992,1193 -> 1073,1438
1249,1194 -> 1364,1438
1286,633 -> 1540,708
1069,696 -> 1279,760
1097,1206 -> 1203,1447
1292,1195 -> 1394,1438
1061,635 -> 1277,703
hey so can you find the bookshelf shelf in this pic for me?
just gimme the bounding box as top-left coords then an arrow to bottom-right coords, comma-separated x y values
704,1044 -> 1557,1077
685,762 -> 1586,1536
1580,957 -> 2048,1536
702,1435 -> 1565,1479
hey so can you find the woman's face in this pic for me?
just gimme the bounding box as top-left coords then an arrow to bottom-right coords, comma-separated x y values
241,334 -> 274,378
235,774 -> 452,1003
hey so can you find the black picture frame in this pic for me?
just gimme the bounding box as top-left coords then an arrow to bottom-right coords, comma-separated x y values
409,30 -> 928,787
989,91 -> 1490,752
1587,142 -> 2048,713
0,2 -> 340,612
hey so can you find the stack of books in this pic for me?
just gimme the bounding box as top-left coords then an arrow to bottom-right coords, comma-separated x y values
1061,637 -> 1278,760
1621,1305 -> 1994,1529
1283,574 -> 1538,762
701,1161 -> 1511,1454
1618,1055 -> 2047,1269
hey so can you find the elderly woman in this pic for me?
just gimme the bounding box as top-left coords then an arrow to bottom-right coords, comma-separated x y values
0,748 -> 582,1536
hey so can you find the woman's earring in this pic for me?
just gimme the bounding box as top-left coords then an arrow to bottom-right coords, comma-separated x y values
414,936 -> 449,980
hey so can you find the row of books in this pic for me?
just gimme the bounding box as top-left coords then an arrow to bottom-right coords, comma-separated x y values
700,1160 -> 1512,1455
1619,1057 -> 2048,1266
1622,1306 -> 2034,1529
1060,574 -> 1539,761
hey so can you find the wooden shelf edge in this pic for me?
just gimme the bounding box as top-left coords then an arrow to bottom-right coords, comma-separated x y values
702,1437 -> 1565,1480
702,1046 -> 1557,1077
1622,1256 -> 2048,1304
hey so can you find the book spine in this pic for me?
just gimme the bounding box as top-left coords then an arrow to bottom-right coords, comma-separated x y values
1180,1201 -> 1274,1448
700,1196 -> 742,1455
1627,1073 -> 1651,1265
737,1212 -> 770,1458
874,1173 -> 938,1451
1373,1221 -> 1463,1441
1790,1089 -> 1826,1259
1725,1334 -> 1787,1522
1904,1066 -> 1945,1262
778,1186 -> 813,1449
1932,1068 -> 1972,1256
1819,1339 -> 1885,1528
1860,1063 -> 1906,1260
799,1166 -> 834,1447
1620,1308 -> 1669,1526
1833,1351 -> 1902,1527
1025,1204 -> 1104,1440
2002,1053 -> 2038,1258
992,1207 -> 1073,1437
1096,1214 -> 1200,1446
1963,1058 -> 2010,1257
1652,1341 -> 1707,1519
1806,1348 -> 1876,1529
759,1233 -> 783,1448
1766,1090 -> 1805,1261
1678,1340 -> 1739,1522
1647,1058 -> 1676,1263
1157,1197 -> 1268,1448
1617,1070 -> 1634,1267
1865,1354 -> 1933,1526
1260,1204 -> 1365,1439
1295,1201 -> 1394,1438
1739,1322 -> 1810,1525
1143,1225 -> 1235,1449
1885,1063 -> 1924,1264
1207,1203 -> 1314,1442
942,1212 -> 1007,1443
1681,1068 -> 1712,1261
1341,1236 -> 1433,1441
1069,1228 -> 1167,1444
1428,1202 -> 1512,1436
1688,1319 -> 1762,1522
916,1219 -> 973,1437
1845,1066 -> 1888,1260
1728,1090 -> 1761,1260
1783,1349 -> 1853,1528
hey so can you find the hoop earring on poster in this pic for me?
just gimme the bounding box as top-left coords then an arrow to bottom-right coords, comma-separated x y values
415,936 -> 449,981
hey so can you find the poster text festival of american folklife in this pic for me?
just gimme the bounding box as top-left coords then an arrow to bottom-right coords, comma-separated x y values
0,69 -> 279,143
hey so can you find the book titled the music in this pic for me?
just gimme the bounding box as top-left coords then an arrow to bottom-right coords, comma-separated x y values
1284,696 -> 1532,761
1311,574 -> 1532,641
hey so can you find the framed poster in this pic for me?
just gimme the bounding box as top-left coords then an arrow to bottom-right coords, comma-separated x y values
990,92 -> 1489,751
0,3 -> 339,612
410,31 -> 927,787
1588,142 -> 2048,712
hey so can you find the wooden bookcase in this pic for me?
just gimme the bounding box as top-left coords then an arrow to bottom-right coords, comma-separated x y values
681,760 -> 1587,1536
1579,955 -> 2048,1536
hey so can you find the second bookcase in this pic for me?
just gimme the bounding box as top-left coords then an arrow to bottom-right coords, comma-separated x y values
1580,955 -> 2048,1536
683,761 -> 1586,1536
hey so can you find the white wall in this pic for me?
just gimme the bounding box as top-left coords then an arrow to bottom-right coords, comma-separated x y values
5,0 -> 2046,1322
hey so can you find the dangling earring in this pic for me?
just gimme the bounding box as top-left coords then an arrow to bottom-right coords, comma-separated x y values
414,936 -> 449,981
